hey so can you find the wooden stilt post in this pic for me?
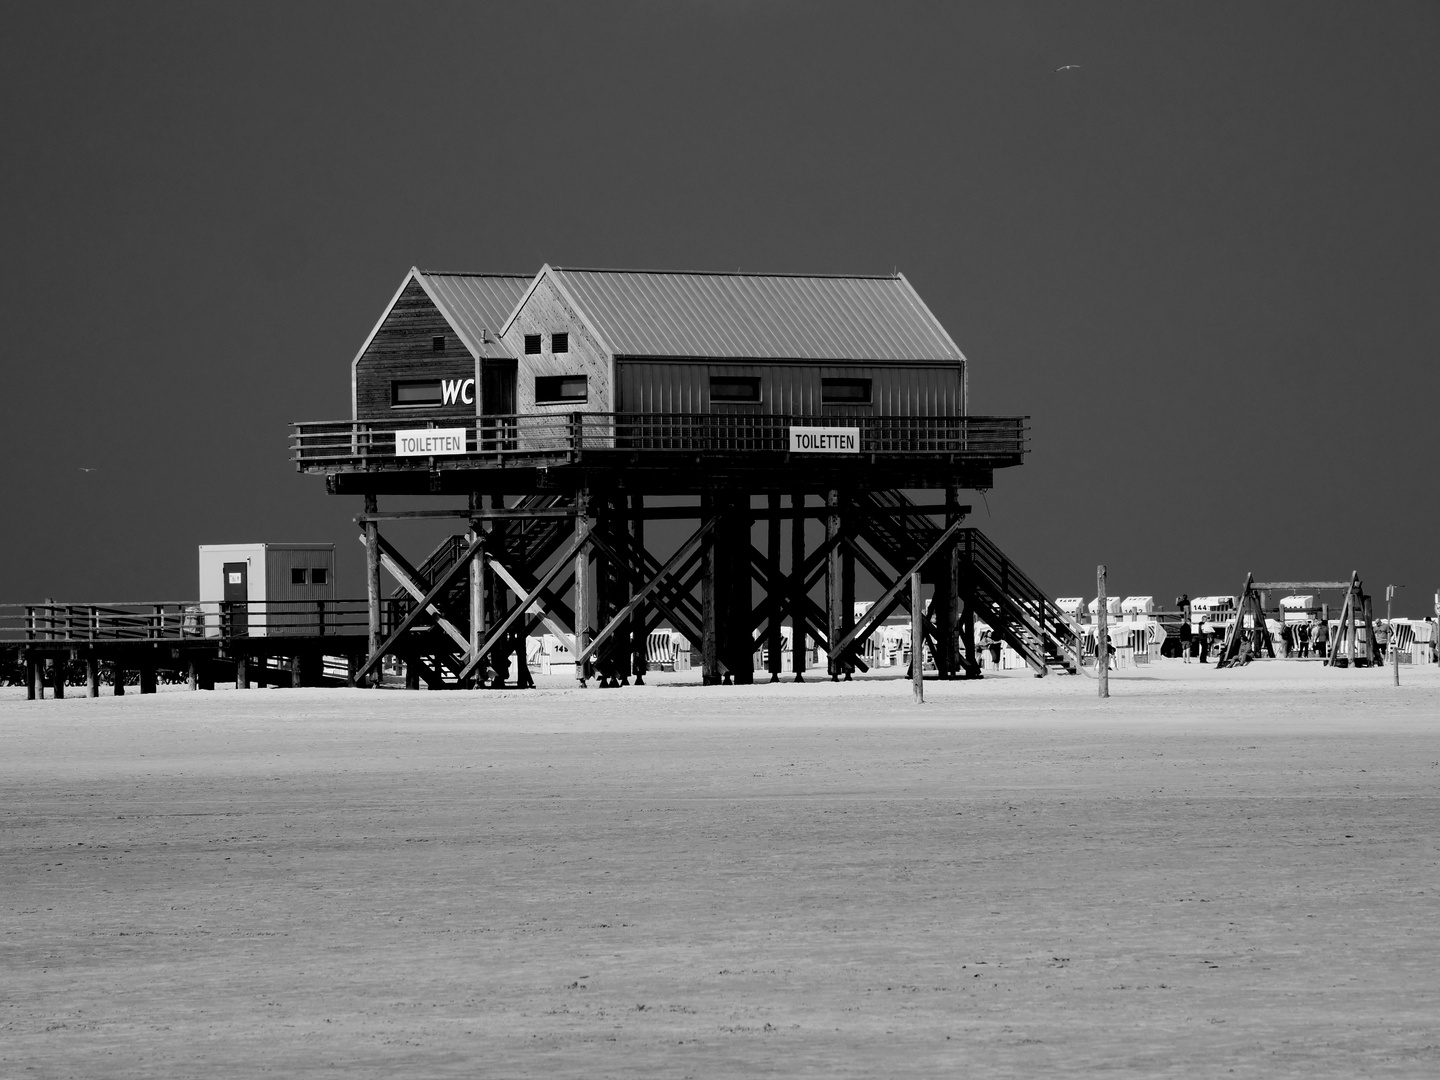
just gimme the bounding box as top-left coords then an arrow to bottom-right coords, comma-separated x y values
840,496 -> 855,681
631,494 -> 647,685
112,661 -> 125,696
139,657 -> 157,695
27,652 -> 38,701
86,655 -> 100,698
346,653 -> 358,688
187,659 -> 199,691
946,485 -> 963,679
826,489 -> 842,681
254,656 -> 267,688
290,653 -> 303,688
236,653 -> 249,689
574,489 -> 591,687
701,493 -> 720,685
405,658 -> 420,691
912,572 -> 924,703
468,495 -> 485,689
767,493 -> 782,682
791,492 -> 806,682
50,656 -> 65,699
1097,564 -> 1109,699
364,493 -> 381,687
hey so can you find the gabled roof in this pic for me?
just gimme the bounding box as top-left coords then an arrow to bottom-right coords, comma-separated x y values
504,267 -> 964,363
415,270 -> 533,359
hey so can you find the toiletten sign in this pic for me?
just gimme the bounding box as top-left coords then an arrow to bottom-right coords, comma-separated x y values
789,426 -> 860,454
395,428 -> 468,456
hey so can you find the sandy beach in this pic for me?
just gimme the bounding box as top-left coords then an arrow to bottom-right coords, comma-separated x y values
3,661 -> 1437,1077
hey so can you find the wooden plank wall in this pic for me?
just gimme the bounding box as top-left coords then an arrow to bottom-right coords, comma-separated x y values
613,360 -> 964,417
501,275 -> 614,415
355,279 -> 479,421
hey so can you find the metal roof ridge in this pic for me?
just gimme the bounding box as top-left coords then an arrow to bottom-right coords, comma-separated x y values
416,269 -> 534,279
549,267 -> 903,280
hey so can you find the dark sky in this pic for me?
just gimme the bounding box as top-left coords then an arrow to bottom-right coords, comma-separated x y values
3,1 -> 1437,612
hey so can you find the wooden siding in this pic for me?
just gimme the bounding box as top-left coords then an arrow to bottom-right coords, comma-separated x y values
354,279 -> 479,421
614,360 -> 964,417
500,275 -> 613,415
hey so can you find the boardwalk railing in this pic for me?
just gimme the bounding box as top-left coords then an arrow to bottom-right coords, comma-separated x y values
292,413 -> 1028,471
1,600 -> 370,645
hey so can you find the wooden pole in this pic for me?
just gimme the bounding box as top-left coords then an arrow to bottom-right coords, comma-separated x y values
1097,564 -> 1109,699
631,494 -> 647,685
791,492 -> 806,682
1387,585 -> 1399,686
767,493 -> 782,682
364,493 -> 381,686
86,655 -> 99,698
236,653 -> 249,690
945,484 -> 963,680
911,572 -> 924,703
826,489 -> 842,681
701,493 -> 719,685
574,489 -> 591,687
50,656 -> 65,699
26,652 -> 38,701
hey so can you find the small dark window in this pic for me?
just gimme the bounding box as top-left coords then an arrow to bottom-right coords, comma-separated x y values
821,378 -> 872,404
291,567 -> 307,585
524,333 -> 542,354
310,567 -> 328,585
710,376 -> 761,403
535,375 -> 588,403
552,332 -> 569,353
432,335 -> 445,353
392,379 -> 443,406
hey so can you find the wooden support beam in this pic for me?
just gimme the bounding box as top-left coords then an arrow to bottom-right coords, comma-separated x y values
701,495 -> 719,685
792,492 -> 806,681
355,533 -> 486,684
576,518 -> 716,668
86,655 -> 99,698
767,494 -> 782,682
50,656 -> 65,699
826,489 -> 842,680
573,489 -> 591,686
456,527 -> 591,684
912,573 -> 924,704
630,494 -> 648,684
364,494 -> 381,683
487,558 -> 577,656
368,535 -> 470,654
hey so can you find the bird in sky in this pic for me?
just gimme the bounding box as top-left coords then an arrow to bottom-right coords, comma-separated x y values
1055,64 -> 1080,71
78,467 -> 99,473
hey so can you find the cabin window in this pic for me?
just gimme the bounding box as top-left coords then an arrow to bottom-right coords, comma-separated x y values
310,568 -> 328,585
392,379 -> 443,407
291,567 -> 307,585
432,335 -> 445,353
821,377 -> 872,405
535,375 -> 587,404
524,334 -> 542,354
710,376 -> 761,403
552,332 -> 569,354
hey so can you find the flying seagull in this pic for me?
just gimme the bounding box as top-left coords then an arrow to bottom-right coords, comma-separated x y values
78,467 -> 99,473
1055,64 -> 1080,71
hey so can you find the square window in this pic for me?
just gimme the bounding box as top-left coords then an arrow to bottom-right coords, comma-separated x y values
821,377 -> 872,404
310,567 -> 328,585
524,333 -> 542,355
432,335 -> 445,353
291,567 -> 307,585
535,375 -> 588,404
551,332 -> 569,353
710,376 -> 761,403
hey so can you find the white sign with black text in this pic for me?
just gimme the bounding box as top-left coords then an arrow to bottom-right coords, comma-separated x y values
789,426 -> 861,454
395,428 -> 469,457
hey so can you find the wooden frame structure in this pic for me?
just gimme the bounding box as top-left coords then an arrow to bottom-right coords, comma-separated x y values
1215,573 -> 1375,668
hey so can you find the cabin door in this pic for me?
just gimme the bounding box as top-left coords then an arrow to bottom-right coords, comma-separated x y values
222,562 -> 249,636
481,360 -> 517,450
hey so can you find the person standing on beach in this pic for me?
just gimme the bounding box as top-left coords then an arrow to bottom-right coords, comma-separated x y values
1197,618 -> 1209,664
1179,614 -> 1193,663
1313,617 -> 1329,663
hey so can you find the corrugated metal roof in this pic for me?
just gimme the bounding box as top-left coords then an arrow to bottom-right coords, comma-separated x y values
417,271 -> 532,358
545,269 -> 964,363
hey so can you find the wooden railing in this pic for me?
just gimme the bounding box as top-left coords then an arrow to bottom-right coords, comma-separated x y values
291,413 -> 1028,471
0,601 -> 370,644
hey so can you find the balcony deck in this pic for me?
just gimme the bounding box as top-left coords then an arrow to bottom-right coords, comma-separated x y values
293,413 -> 1028,494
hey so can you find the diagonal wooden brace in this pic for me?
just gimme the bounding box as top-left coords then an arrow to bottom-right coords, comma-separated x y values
487,557 -> 577,656
355,533 -> 486,683
577,519 -> 716,668
828,517 -> 969,662
456,530 -> 590,684
584,530 -> 705,652
361,534 -> 471,654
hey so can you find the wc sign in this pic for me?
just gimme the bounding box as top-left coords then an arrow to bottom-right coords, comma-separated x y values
395,428 -> 469,456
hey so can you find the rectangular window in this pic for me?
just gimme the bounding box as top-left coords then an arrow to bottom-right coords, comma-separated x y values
535,375 -> 588,404
710,376 -> 761,403
432,335 -> 445,353
310,567 -> 328,585
291,567 -> 307,585
524,333 -> 541,355
551,332 -> 569,354
821,377 -> 872,404
392,379 -> 443,407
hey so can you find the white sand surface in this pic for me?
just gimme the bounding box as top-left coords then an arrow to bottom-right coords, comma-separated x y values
3,661 -> 1438,1077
